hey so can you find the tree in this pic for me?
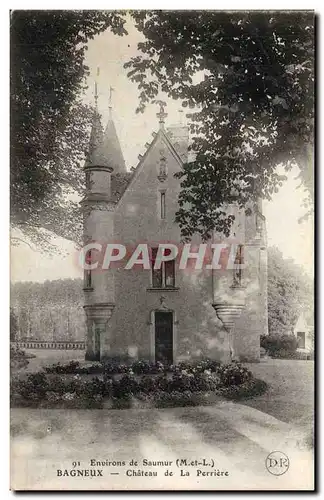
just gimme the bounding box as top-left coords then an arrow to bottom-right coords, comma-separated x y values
125,11 -> 314,240
267,247 -> 313,336
11,279 -> 85,341
10,308 -> 18,342
11,10 -> 126,248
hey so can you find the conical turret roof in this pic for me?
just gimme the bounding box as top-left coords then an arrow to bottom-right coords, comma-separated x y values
102,110 -> 126,173
85,110 -> 110,168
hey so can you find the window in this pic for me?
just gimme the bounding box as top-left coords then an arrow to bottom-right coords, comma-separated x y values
151,248 -> 162,288
165,260 -> 175,287
151,248 -> 175,288
160,191 -> 166,219
233,244 -> 244,287
297,332 -> 306,349
84,249 -> 92,288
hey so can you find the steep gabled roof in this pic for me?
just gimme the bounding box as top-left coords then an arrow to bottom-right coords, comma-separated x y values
84,106 -> 190,203
115,126 -> 186,207
131,127 -> 185,176
102,111 -> 126,174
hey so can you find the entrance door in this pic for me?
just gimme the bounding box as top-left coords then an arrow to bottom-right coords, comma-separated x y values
155,311 -> 173,364
93,325 -> 101,361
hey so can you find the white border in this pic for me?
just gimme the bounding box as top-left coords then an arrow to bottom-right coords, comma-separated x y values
3,4 -> 320,499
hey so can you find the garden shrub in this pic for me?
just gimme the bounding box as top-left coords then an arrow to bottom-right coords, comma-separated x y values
154,374 -> 170,392
103,362 -> 128,375
44,360 -> 81,374
260,334 -> 298,357
48,375 -> 69,395
131,360 -> 166,375
216,362 -> 252,387
195,371 -> 219,391
171,359 -> 220,374
218,378 -> 268,400
103,377 -> 114,397
138,374 -> 159,393
83,376 -> 106,398
13,372 -> 49,400
42,358 -> 221,376
112,373 -> 140,398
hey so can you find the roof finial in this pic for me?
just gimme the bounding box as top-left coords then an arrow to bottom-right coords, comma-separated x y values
156,100 -> 168,129
94,67 -> 100,110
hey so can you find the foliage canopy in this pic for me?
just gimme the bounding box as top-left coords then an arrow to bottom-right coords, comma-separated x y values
10,10 -> 126,247
126,11 -> 314,239
267,246 -> 313,336
11,11 -> 314,246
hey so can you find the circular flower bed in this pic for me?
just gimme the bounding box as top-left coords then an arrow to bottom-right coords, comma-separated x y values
11,360 -> 267,409
43,358 -> 222,376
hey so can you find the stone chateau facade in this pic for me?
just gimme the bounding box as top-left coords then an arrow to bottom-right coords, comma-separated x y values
82,102 -> 268,364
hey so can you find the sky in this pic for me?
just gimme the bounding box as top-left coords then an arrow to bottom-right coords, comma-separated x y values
10,16 -> 314,282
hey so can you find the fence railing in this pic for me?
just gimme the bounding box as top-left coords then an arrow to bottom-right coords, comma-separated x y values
11,341 -> 85,350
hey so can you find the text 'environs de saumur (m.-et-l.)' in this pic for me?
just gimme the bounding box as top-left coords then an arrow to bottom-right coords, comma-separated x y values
56,458 -> 230,478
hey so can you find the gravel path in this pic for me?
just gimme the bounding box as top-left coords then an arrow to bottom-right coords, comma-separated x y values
11,402 -> 313,491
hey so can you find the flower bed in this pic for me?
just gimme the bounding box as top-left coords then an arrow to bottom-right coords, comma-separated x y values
217,378 -> 268,401
43,358 -> 221,376
11,361 -> 267,409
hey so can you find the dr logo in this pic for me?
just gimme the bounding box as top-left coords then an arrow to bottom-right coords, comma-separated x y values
266,451 -> 290,476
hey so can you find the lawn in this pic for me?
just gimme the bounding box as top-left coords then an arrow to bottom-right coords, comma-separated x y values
19,349 -> 85,373
243,359 -> 314,429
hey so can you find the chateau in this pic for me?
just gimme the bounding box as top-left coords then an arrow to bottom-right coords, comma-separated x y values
82,102 -> 268,364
